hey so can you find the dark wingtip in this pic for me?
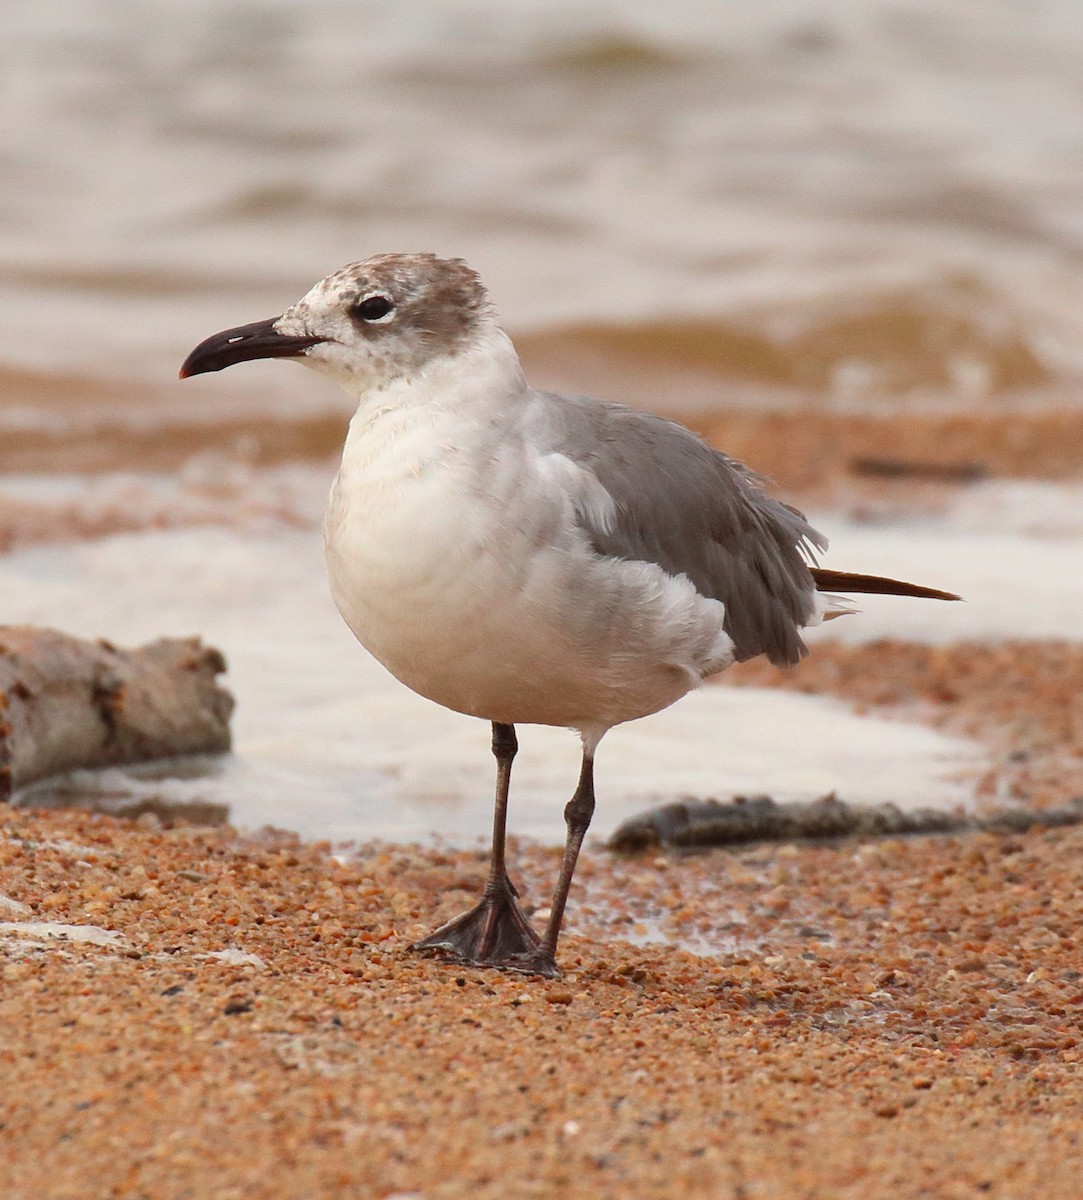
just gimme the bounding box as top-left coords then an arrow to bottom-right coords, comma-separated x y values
811,568 -> 962,601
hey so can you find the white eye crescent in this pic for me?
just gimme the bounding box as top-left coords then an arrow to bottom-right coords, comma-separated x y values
354,294 -> 395,323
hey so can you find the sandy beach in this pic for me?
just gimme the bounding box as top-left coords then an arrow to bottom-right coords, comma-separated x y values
2,385 -> 1080,1200
4,5 -> 1083,1193
3,799 -> 1083,1200
1,391 -> 1080,1199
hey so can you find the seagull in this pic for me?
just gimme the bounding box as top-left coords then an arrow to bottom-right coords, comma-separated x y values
180,253 -> 959,978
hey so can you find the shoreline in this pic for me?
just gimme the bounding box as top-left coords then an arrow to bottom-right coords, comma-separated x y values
2,368 -> 1082,492
1,386 -> 1080,1196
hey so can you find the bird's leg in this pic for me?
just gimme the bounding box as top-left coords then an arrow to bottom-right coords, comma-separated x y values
474,745 -> 597,979
410,722 -> 542,968
485,720 -> 519,898
519,748 -> 596,977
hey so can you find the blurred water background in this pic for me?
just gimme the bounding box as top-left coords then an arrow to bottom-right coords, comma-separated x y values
2,0 -> 1082,841
4,0 -> 1083,462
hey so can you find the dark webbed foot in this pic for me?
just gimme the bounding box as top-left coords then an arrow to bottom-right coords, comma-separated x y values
410,875 -> 557,974
407,721 -> 586,980
495,948 -> 560,979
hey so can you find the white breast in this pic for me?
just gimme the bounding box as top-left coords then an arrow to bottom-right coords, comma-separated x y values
322,347 -> 735,735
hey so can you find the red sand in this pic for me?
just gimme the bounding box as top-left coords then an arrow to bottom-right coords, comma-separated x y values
3,800 -> 1083,1199
2,394 -> 1081,1197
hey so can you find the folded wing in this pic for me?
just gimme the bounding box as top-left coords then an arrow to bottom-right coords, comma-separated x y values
539,395 -> 825,667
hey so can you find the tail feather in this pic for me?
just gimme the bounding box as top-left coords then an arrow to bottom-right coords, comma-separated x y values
811,568 -> 961,602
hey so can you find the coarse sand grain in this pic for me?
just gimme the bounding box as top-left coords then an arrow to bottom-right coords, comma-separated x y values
2,788 -> 1083,1199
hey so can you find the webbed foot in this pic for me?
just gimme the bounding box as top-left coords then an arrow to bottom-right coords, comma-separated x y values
410,877 -> 558,977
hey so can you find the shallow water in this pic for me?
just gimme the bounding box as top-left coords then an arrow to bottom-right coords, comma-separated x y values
2,524 -> 985,844
4,0 -> 1083,470
4,465 -> 1083,844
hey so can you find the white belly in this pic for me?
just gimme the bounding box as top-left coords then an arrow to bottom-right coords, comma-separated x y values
323,405 -> 734,734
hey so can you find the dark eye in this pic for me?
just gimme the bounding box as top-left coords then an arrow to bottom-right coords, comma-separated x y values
354,294 -> 394,322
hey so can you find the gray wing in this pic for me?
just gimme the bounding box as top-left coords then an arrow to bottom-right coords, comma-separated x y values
532,393 -> 827,668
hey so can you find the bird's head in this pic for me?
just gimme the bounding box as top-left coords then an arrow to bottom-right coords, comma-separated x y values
179,253 -> 493,392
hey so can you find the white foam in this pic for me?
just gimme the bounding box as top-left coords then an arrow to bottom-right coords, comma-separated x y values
944,480 -> 1083,538
0,462 -> 326,535
0,525 -> 984,843
809,483 -> 1083,645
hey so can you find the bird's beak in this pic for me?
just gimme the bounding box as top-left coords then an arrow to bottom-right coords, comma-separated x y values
178,317 -> 325,379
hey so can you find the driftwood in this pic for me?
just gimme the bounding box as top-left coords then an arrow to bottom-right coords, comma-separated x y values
848,456 -> 988,484
608,792 -> 1083,853
0,627 -> 233,800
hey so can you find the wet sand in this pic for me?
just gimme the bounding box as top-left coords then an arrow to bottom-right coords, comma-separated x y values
3,635 -> 1083,1199
5,337 -> 1083,490
2,392 -> 1081,557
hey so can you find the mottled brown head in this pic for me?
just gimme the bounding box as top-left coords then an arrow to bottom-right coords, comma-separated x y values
180,253 -> 494,389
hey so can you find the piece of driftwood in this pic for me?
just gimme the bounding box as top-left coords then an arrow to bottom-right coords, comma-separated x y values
0,627 -> 233,800
608,792 -> 1083,852
848,456 -> 988,483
